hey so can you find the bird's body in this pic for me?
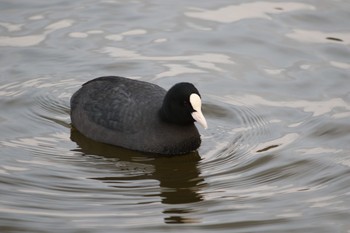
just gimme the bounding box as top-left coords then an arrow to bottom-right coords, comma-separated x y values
70,76 -> 207,155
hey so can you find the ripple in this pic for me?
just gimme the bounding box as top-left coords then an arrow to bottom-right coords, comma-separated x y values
1,0 -> 350,231
199,96 -> 273,184
0,19 -> 74,47
286,29 -> 350,45
97,47 -> 235,77
2,73 -> 349,231
1,77 -> 80,131
32,93 -> 70,128
185,2 -> 315,23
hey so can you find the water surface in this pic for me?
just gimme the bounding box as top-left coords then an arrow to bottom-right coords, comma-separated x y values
1,0 -> 350,232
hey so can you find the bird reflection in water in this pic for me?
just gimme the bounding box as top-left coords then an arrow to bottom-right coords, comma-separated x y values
71,128 -> 206,224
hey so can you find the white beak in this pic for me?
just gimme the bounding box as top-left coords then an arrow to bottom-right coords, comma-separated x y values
191,110 -> 208,129
190,93 -> 208,129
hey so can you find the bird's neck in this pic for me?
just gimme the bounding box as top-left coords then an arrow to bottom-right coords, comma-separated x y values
158,107 -> 194,126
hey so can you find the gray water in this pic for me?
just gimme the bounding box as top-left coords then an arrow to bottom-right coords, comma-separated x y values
1,0 -> 350,232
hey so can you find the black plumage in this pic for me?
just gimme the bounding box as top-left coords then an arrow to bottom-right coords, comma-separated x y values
70,76 -> 205,155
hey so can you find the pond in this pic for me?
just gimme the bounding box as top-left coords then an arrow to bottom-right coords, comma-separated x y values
1,0 -> 350,232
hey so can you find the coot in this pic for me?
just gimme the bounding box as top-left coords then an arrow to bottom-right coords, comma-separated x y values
70,76 -> 207,155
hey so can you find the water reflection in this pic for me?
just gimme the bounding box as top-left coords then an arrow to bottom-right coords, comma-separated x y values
70,129 -> 206,224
